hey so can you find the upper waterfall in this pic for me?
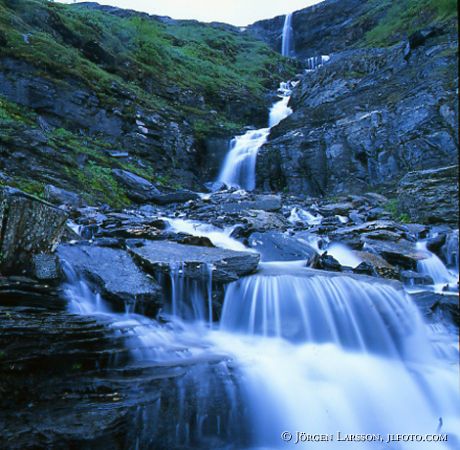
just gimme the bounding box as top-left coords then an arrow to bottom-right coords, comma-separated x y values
281,13 -> 294,57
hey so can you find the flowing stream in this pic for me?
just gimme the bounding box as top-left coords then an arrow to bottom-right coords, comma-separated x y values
61,12 -> 459,449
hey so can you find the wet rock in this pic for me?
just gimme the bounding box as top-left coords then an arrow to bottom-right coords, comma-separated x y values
442,229 -> 459,269
397,165 -> 459,225
149,190 -> 200,205
221,195 -> 282,213
353,261 -> 378,277
313,253 -> 342,272
58,243 -> 162,315
240,210 -> 289,233
426,233 -> 446,253
355,251 -> 399,279
127,239 -> 259,282
362,237 -> 427,270
32,253 -> 61,281
318,202 -> 354,217
410,291 -> 459,325
111,169 -> 160,203
0,187 -> 68,275
177,235 -> 215,248
248,232 -> 317,263
44,184 -> 86,208
400,270 -> 434,286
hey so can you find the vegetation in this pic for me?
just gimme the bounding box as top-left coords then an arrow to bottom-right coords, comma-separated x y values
0,0 -> 296,207
358,0 -> 457,47
384,199 -> 411,223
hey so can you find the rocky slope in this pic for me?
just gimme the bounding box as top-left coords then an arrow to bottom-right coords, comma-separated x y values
0,0 -> 295,206
252,0 -> 458,223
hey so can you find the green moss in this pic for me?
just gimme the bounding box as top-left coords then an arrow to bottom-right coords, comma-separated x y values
384,199 -> 412,223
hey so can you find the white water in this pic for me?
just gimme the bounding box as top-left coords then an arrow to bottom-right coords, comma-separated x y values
164,217 -> 249,252
217,128 -> 270,191
217,83 -> 293,191
326,242 -> 363,268
63,256 -> 460,448
306,55 -> 330,71
288,206 -> 323,225
416,241 -> 458,291
281,13 -> 294,57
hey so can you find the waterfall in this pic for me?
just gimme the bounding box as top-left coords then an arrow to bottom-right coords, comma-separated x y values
306,55 -> 330,71
281,13 -> 294,57
214,267 -> 460,448
416,241 -> 458,289
220,265 -> 430,358
216,128 -> 270,191
217,82 -> 293,191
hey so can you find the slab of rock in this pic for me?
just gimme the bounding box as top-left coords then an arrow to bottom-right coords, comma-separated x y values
362,237 -> 428,270
111,169 -> 160,203
241,209 -> 289,232
58,243 -> 162,315
397,165 -> 459,225
221,195 -> 282,213
248,231 -> 317,263
410,291 -> 459,325
127,240 -> 260,282
44,184 -> 86,208
0,187 -> 68,275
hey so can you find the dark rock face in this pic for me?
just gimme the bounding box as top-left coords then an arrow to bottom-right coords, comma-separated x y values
0,187 -> 68,275
248,0 -> 385,58
253,0 -> 458,201
257,41 -> 458,196
58,243 -> 162,315
127,239 -> 260,282
397,165 -> 459,225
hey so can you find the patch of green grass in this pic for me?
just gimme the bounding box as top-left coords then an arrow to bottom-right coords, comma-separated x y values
360,0 -> 457,47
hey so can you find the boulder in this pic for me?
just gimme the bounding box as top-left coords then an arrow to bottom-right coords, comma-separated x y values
111,169 -> 160,203
58,243 -> 162,315
400,270 -> 434,286
32,253 -> 61,281
248,231 -> 317,263
241,210 -> 289,233
313,253 -> 342,272
410,291 -> 459,325
44,184 -> 86,208
0,187 -> 68,275
397,166 -> 459,225
149,190 -> 200,205
362,237 -> 427,270
221,195 -> 282,213
127,240 -> 260,282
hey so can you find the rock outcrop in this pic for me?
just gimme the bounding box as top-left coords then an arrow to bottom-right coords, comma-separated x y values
58,243 -> 162,315
127,239 -> 260,282
397,165 -> 459,225
0,187 -> 68,275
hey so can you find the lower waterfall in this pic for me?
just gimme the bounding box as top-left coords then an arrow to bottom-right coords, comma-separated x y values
62,258 -> 460,449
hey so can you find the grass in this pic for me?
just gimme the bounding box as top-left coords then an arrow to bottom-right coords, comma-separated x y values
359,0 -> 457,47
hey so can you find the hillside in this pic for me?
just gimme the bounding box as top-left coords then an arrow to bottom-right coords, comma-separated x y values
0,0 -> 295,206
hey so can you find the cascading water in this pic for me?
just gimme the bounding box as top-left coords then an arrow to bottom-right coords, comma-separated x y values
214,265 -> 460,449
416,241 -> 458,290
306,54 -> 330,71
217,83 -> 293,190
281,13 -> 294,57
